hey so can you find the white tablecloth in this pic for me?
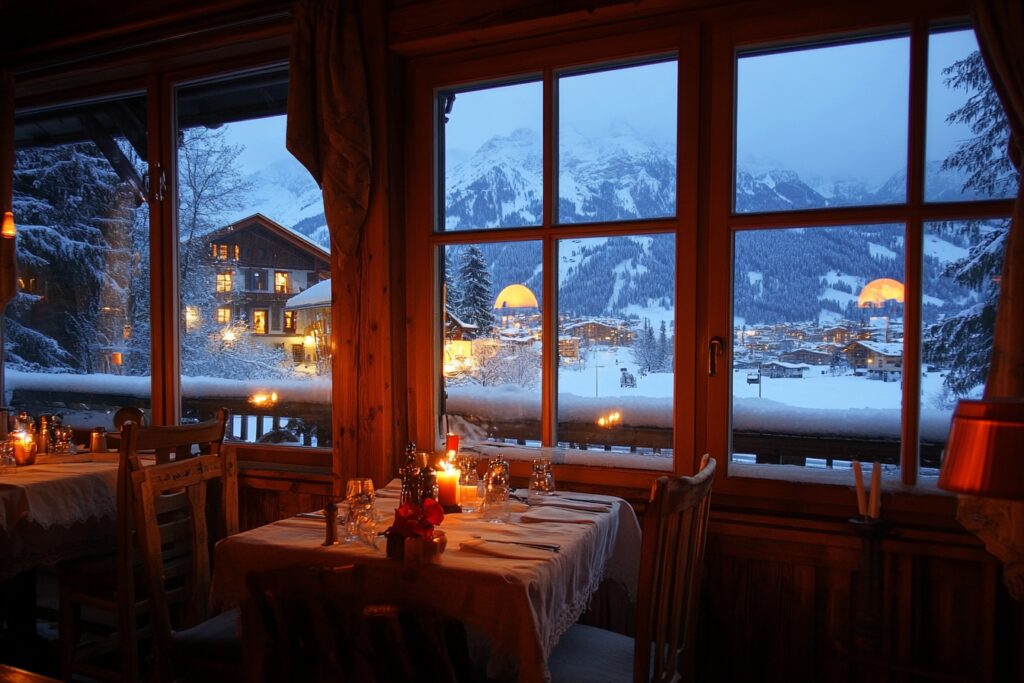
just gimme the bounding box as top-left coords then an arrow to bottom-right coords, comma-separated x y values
0,453 -> 120,580
212,489 -> 640,683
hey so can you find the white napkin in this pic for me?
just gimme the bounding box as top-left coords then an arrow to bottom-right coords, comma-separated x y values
520,506 -> 597,524
458,538 -> 551,560
375,478 -> 404,498
528,498 -> 610,513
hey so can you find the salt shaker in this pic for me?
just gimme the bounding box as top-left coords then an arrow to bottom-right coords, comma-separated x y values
323,500 -> 339,545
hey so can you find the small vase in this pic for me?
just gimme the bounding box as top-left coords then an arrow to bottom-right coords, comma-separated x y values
402,530 -> 447,566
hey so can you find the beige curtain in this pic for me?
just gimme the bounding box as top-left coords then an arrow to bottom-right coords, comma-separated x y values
286,0 -> 372,260
957,0 -> 1024,600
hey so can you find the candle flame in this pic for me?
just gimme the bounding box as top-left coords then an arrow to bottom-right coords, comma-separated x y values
596,411 -> 623,428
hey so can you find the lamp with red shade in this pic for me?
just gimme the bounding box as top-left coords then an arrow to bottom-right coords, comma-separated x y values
938,398 -> 1024,500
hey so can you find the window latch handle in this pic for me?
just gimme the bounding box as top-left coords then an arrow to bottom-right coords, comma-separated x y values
152,163 -> 166,202
709,336 -> 724,377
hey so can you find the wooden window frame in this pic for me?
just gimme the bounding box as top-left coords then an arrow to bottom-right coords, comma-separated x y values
404,0 -> 1013,515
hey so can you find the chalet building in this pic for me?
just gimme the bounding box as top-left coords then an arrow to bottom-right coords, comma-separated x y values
284,278 -> 331,369
841,340 -> 903,381
443,308 -> 479,340
205,213 -> 329,350
761,360 -> 810,379
821,325 -> 860,345
561,319 -> 635,346
779,347 -> 834,366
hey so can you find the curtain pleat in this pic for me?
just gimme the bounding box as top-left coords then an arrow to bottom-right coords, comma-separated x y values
286,0 -> 372,260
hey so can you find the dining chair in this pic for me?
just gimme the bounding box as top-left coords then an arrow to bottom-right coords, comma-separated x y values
130,449 -> 241,682
547,456 -> 717,683
57,409 -> 232,682
243,564 -> 477,683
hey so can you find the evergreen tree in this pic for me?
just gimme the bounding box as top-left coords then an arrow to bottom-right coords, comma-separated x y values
631,318 -> 659,373
443,247 -> 462,318
457,245 -> 494,335
924,50 -> 1018,396
6,142 -> 138,373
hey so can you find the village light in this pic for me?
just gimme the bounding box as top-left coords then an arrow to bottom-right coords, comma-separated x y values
221,328 -> 237,343
249,391 -> 278,407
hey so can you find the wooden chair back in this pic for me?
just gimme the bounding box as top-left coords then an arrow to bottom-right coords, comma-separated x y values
633,456 -> 716,683
131,453 -> 229,664
244,564 -> 473,683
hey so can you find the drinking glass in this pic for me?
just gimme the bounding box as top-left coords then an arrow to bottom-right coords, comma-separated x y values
345,478 -> 375,542
528,458 -> 556,501
482,462 -> 511,523
460,463 -> 481,513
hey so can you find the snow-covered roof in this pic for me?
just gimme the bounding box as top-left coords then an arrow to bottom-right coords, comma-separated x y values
763,361 -> 810,370
195,213 -> 329,259
848,340 -> 903,357
285,278 -> 331,310
445,309 -> 478,330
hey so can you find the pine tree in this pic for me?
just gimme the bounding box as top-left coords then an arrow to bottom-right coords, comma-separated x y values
443,247 -> 462,318
457,245 -> 494,335
924,50 -> 1018,396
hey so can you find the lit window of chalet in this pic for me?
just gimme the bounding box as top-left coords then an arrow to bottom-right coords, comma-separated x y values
216,271 -> 233,293
274,271 -> 289,294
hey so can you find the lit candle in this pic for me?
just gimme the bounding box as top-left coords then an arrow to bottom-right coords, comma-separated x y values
436,463 -> 461,507
12,431 -> 36,466
445,433 -> 459,455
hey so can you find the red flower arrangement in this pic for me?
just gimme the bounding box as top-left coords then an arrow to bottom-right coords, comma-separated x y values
386,498 -> 445,539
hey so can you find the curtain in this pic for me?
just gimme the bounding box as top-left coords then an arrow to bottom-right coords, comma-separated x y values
286,0 -> 372,260
1,68 -> 16,308
957,0 -> 1024,600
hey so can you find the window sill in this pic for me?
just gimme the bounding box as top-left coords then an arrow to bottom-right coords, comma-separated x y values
728,462 -> 950,497
465,442 -> 673,472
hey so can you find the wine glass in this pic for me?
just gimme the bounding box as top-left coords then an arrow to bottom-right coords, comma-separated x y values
528,458 -> 556,501
345,478 -> 375,542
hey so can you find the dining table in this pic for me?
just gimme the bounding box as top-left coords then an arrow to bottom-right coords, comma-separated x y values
0,452 -> 122,582
211,480 -> 641,683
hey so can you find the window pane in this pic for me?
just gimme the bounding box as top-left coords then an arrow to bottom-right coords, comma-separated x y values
921,218 -> 1007,473
557,59 -> 677,224
176,68 -> 330,446
441,241 -> 542,444
736,37 -> 909,212
6,95 -> 151,430
731,225 -> 905,470
926,30 -> 1019,202
441,81 -> 542,231
556,235 -> 674,462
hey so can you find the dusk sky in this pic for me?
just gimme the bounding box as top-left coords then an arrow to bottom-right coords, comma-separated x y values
222,28 -> 983,191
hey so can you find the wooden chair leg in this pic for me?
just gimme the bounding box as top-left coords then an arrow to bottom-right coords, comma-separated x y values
118,599 -> 138,683
58,583 -> 77,682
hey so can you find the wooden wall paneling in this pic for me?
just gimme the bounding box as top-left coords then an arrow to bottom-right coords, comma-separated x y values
702,515 -> 1002,683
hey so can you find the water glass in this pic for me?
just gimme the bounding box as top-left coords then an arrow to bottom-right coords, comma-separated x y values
528,458 -> 556,500
345,478 -> 375,542
460,464 -> 481,513
482,461 -> 511,523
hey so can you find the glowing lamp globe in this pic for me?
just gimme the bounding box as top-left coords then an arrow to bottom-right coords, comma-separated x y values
494,283 -> 538,310
857,278 -> 904,308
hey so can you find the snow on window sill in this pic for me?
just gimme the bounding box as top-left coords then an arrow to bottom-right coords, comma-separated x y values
464,441 -> 673,472
728,462 -> 950,496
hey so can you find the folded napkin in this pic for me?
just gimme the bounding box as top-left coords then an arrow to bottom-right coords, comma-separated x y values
529,498 -> 609,513
375,478 -> 404,498
520,506 -> 597,524
458,538 -> 551,560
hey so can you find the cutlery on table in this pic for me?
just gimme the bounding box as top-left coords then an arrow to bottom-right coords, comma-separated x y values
470,535 -> 560,553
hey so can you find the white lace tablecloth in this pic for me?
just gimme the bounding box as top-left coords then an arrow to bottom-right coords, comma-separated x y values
212,487 -> 640,683
0,453 -> 120,580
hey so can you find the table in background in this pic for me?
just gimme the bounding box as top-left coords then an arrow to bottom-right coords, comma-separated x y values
0,453 -> 121,581
212,489 -> 640,683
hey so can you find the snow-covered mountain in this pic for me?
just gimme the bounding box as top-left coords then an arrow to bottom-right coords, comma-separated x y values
445,124 -> 982,325
223,158 -> 329,248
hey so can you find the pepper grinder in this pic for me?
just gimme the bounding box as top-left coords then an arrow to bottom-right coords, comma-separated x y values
323,500 -> 339,545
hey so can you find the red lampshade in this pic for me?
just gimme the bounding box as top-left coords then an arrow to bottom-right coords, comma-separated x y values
938,398 -> 1024,500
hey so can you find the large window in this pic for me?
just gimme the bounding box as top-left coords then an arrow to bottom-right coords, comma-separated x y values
176,66 -> 330,447
6,94 -> 152,429
431,51 -> 680,468
725,26 -> 1015,484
